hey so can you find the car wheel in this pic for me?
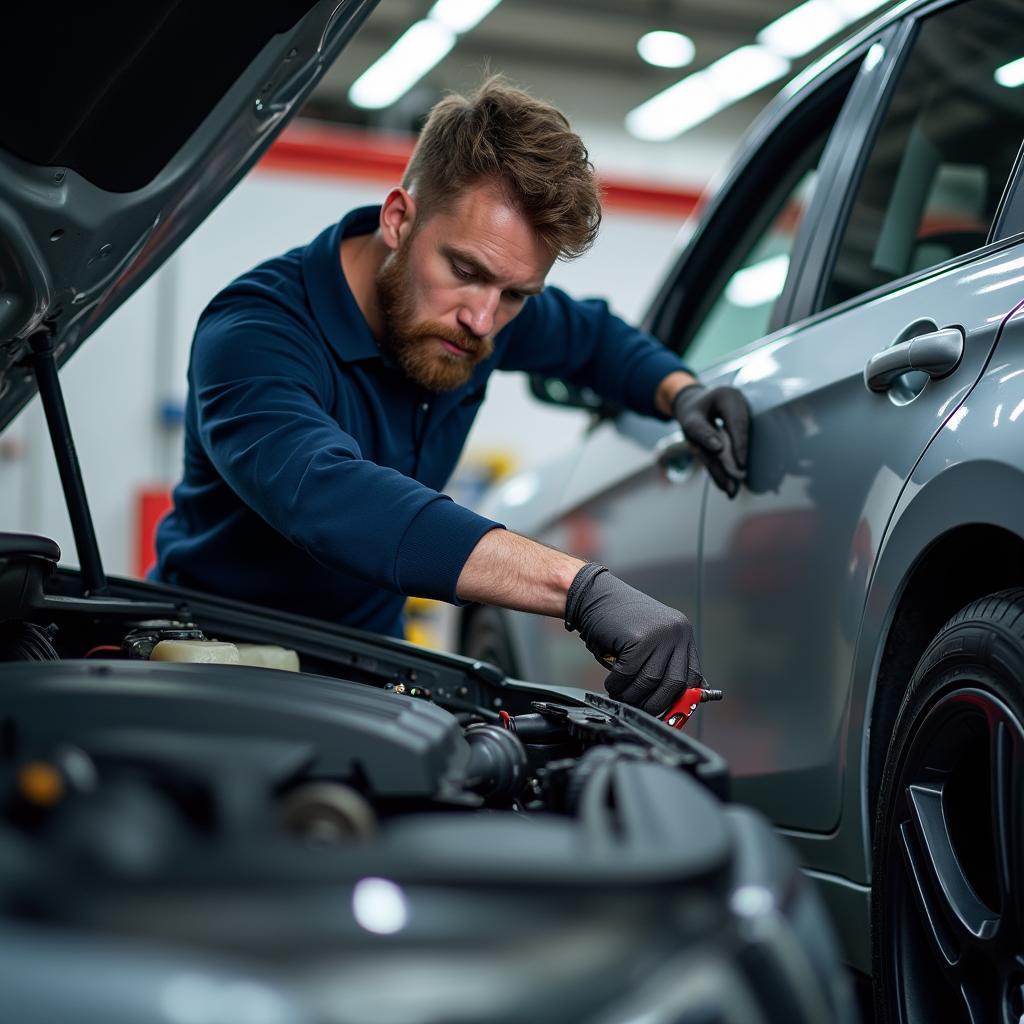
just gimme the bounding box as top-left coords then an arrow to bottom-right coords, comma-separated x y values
872,589 -> 1024,1024
462,606 -> 520,677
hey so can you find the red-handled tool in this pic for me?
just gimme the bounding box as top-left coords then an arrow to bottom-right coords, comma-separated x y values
661,687 -> 723,729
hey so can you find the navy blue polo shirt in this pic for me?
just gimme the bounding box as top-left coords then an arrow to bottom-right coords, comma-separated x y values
153,206 -> 686,636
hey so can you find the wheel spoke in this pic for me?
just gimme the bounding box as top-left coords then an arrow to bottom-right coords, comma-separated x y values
958,979 -> 988,1024
900,818 -> 959,967
906,781 -> 999,944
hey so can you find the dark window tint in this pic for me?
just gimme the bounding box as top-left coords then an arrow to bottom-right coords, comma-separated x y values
824,0 -> 1024,309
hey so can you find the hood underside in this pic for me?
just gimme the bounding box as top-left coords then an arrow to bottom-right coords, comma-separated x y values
0,0 -> 377,432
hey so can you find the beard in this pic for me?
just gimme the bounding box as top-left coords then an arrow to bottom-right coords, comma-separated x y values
374,243 -> 494,392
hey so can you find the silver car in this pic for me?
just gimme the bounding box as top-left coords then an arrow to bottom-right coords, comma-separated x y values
462,0 -> 1024,1019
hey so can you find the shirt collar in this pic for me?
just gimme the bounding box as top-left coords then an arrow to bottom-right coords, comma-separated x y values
301,205 -> 383,363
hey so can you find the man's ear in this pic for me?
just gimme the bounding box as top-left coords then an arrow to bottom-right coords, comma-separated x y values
379,187 -> 417,251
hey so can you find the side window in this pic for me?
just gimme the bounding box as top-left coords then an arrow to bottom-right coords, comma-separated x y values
683,145 -> 824,371
675,56 -> 858,374
824,0 -> 1024,309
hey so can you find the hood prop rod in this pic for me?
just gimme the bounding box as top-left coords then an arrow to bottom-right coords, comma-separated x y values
28,328 -> 108,596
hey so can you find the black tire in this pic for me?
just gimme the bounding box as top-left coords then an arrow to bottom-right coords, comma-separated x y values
461,606 -> 520,678
872,588 -> 1024,1024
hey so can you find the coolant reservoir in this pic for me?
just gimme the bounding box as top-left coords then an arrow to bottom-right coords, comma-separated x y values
150,640 -> 240,664
147,639 -> 300,671
235,644 -> 300,672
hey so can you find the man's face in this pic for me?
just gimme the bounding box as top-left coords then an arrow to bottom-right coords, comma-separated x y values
375,182 -> 554,392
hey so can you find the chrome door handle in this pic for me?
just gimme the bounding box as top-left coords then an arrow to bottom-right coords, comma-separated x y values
864,327 -> 964,393
655,430 -> 694,484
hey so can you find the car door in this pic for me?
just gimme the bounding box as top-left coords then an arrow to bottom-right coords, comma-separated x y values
695,0 -> 1024,831
530,41 -> 869,694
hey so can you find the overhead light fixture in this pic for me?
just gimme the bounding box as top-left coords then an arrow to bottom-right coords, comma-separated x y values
637,30 -> 696,69
626,45 -> 790,142
832,0 -> 892,17
995,56 -> 1024,88
625,75 -> 724,142
627,0 -> 893,141
758,0 -> 892,59
429,0 -> 502,34
756,0 -> 846,59
706,45 -> 793,101
349,2 -> 501,111
349,20 -> 455,110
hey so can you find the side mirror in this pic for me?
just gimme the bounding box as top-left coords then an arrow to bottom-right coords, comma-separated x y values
529,375 -> 616,415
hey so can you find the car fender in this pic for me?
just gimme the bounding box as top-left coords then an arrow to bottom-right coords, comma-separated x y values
837,327 -> 1024,886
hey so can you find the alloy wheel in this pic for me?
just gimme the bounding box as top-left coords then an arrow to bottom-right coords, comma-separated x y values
884,684 -> 1024,1023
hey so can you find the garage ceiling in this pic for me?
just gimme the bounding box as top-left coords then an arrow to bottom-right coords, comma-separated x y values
303,0 -> 896,184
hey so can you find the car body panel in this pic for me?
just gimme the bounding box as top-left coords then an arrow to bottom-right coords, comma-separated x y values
787,295 -> 1024,972
531,411 -> 704,694
697,237 -> 1024,831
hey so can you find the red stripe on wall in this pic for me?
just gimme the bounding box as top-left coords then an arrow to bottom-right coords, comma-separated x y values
258,122 -> 702,219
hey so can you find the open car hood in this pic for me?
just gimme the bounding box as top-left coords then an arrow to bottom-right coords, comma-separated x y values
0,0 -> 377,433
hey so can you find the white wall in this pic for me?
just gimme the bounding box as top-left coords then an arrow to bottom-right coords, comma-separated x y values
4,165 -> 690,576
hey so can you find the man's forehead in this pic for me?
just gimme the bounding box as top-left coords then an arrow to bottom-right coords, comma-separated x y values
430,184 -> 554,283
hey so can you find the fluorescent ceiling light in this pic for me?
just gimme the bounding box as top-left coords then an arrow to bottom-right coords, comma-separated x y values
996,56 -> 1024,88
626,75 -> 725,142
759,0 -> 892,60
832,0 -> 892,17
707,45 -> 792,100
429,0 -> 501,34
757,0 -> 846,60
726,253 -> 791,307
349,20 -> 455,110
637,30 -> 696,69
627,0 -> 895,142
626,45 -> 790,141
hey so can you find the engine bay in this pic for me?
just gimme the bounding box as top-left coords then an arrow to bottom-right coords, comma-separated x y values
0,532 -> 850,1024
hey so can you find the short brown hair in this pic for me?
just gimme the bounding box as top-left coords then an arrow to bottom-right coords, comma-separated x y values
402,76 -> 601,261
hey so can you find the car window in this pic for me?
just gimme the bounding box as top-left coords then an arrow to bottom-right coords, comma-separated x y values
823,0 -> 1024,309
683,147 -> 823,372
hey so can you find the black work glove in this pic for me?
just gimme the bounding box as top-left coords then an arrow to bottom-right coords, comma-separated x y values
565,563 -> 705,718
671,383 -> 751,498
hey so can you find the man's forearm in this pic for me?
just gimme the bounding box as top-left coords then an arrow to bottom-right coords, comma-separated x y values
655,369 -> 697,417
456,529 -> 585,617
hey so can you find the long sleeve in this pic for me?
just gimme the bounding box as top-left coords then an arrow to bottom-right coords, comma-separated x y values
498,285 -> 690,417
191,305 -> 502,603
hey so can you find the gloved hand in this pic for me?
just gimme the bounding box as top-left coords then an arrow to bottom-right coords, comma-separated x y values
671,383 -> 750,498
564,563 -> 705,717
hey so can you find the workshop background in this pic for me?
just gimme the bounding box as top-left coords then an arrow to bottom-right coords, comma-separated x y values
0,0 -> 895,644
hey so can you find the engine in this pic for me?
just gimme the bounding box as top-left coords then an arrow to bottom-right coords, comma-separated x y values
0,534 -> 854,1023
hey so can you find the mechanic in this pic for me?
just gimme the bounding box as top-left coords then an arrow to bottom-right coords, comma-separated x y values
152,77 -> 750,717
